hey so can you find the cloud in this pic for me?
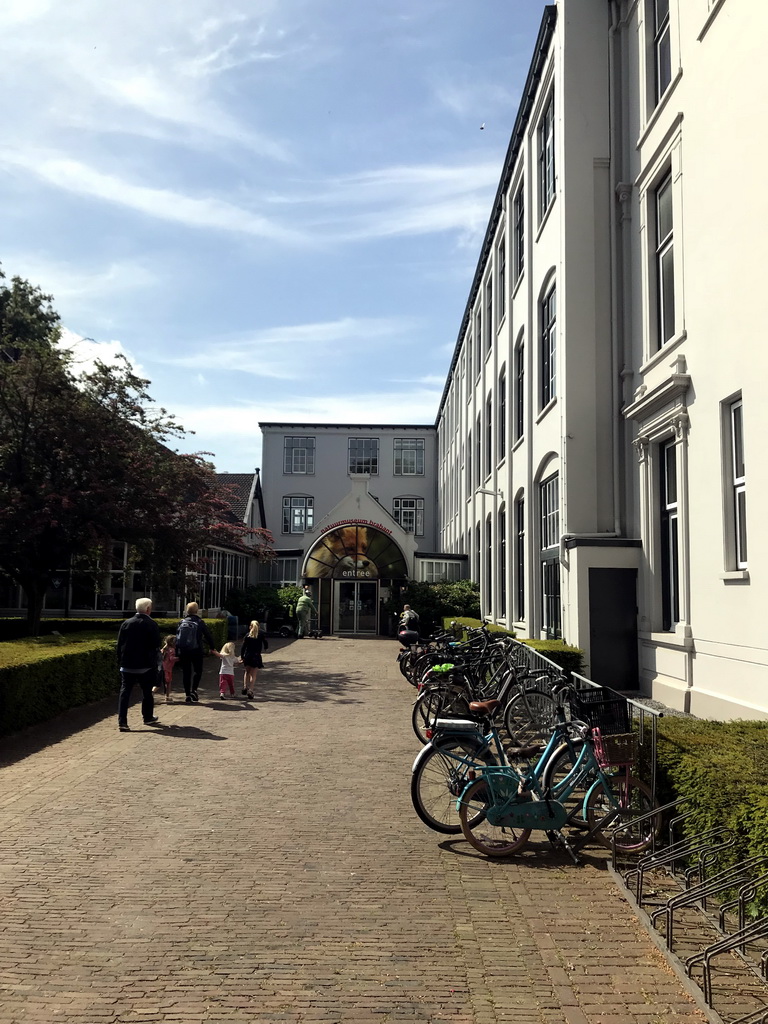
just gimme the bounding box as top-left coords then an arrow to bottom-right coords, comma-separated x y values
57,328 -> 147,378
155,316 -> 422,375
0,151 -> 308,245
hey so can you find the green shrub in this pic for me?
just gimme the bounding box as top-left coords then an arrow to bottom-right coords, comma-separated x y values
657,717 -> 768,913
445,619 -> 583,675
447,617 -> 516,639
387,580 -> 481,635
0,634 -> 117,735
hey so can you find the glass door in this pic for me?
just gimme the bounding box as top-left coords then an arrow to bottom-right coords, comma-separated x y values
334,581 -> 378,634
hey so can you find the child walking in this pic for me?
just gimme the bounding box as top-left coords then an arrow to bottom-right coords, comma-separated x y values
213,641 -> 237,699
239,620 -> 268,699
160,634 -> 178,703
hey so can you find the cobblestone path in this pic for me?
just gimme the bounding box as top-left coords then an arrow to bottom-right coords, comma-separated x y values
0,637 -> 708,1024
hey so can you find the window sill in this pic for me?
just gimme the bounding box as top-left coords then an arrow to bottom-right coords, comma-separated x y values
698,0 -> 728,41
639,330 -> 687,375
721,569 -> 749,583
536,397 -> 557,424
636,69 -> 683,151
638,629 -> 694,650
535,196 -> 556,242
497,312 -> 507,335
511,274 -> 524,301
512,436 -> 524,453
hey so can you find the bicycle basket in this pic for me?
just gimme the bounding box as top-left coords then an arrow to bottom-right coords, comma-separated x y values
591,728 -> 638,768
569,686 -> 630,735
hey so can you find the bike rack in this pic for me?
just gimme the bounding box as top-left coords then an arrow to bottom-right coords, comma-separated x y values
623,825 -> 737,906
685,915 -> 768,1009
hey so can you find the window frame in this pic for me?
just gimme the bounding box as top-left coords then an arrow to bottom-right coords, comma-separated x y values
514,339 -> 524,442
723,396 -> 747,571
283,436 -> 315,475
393,497 -> 424,537
653,0 -> 672,106
393,437 -> 425,476
540,286 -> 557,409
654,172 -> 675,349
515,496 -> 525,621
538,93 -> 555,221
282,495 -> 314,534
498,369 -> 506,459
513,183 -> 525,283
348,437 -> 379,475
660,440 -> 680,630
539,472 -> 561,639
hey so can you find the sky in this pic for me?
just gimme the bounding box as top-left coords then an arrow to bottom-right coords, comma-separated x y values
0,0 -> 547,474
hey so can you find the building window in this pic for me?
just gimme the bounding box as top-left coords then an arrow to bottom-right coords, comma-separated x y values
348,437 -> 379,474
474,308 -> 482,374
540,473 -> 560,638
282,496 -> 314,534
498,508 -> 506,618
653,0 -> 672,105
266,557 -> 299,587
515,496 -> 525,620
394,437 -> 425,475
498,370 -> 506,459
513,184 -> 525,282
474,523 -> 481,584
421,560 -> 462,583
393,497 -> 424,536
655,173 -> 675,349
660,440 -> 680,630
466,430 -> 472,498
725,398 -> 747,570
485,278 -> 493,351
485,516 -> 493,616
475,414 -> 481,489
283,436 -> 315,474
514,340 -> 524,442
538,93 -> 555,220
497,237 -> 506,322
541,286 -> 556,408
485,395 -> 493,478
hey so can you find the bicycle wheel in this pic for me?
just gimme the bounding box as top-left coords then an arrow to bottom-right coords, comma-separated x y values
411,686 -> 472,745
503,688 -> 556,747
585,772 -> 660,853
411,739 -> 497,834
458,778 -> 531,857
540,739 -> 593,828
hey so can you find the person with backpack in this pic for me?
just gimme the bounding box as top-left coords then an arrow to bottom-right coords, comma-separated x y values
399,604 -> 419,633
175,601 -> 218,703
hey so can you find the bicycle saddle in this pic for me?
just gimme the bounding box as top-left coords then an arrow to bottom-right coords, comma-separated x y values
468,698 -> 500,715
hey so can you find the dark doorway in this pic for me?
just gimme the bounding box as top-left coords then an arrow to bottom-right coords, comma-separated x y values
588,568 -> 638,690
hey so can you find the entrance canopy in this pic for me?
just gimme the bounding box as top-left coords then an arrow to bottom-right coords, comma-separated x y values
304,523 -> 408,580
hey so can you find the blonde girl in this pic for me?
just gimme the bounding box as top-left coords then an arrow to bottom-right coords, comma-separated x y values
213,641 -> 237,699
160,635 -> 178,703
238,620 -> 269,699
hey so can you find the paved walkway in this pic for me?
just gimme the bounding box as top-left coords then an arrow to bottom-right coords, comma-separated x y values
0,637 -> 708,1024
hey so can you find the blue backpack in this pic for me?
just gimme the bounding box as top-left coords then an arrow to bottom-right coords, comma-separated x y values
176,617 -> 199,652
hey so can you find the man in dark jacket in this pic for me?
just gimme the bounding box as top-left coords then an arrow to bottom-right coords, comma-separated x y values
117,597 -> 162,732
176,601 -> 217,703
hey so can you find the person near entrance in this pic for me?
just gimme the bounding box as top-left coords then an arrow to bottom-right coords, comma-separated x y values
295,589 -> 318,638
399,604 -> 419,634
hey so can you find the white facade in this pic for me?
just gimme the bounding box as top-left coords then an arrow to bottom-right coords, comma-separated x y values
436,0 -> 767,719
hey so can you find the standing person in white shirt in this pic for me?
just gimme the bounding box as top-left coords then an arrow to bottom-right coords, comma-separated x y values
213,641 -> 237,699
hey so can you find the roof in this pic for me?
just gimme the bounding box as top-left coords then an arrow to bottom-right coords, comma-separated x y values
259,422 -> 435,431
215,473 -> 257,522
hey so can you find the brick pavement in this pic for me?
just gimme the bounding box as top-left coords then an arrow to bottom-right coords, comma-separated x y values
0,637 -> 711,1024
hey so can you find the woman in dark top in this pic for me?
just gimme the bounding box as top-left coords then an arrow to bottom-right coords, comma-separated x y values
239,619 -> 268,699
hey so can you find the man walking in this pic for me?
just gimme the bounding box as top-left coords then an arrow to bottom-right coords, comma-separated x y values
117,597 -> 162,732
295,588 -> 318,639
176,601 -> 217,702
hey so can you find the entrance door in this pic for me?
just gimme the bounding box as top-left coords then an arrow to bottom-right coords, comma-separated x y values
588,568 -> 638,689
334,581 -> 378,634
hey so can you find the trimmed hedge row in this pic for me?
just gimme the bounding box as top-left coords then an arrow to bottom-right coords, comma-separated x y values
0,635 -> 117,736
0,616 -> 228,646
657,717 -> 768,913
0,618 -> 228,735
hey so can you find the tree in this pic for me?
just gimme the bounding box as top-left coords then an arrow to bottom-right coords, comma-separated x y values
0,269 -> 273,634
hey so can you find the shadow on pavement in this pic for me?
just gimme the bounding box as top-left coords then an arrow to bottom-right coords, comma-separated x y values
0,694 -> 118,769
142,724 -> 227,740
438,836 -> 611,870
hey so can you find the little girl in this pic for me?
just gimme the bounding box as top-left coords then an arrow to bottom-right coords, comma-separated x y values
238,620 -> 268,699
213,641 -> 237,699
160,635 -> 178,703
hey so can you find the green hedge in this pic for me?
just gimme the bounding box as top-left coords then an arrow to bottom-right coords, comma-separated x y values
657,717 -> 768,913
0,635 -> 117,735
0,616 -> 227,647
0,618 -> 227,735
446,617 -> 516,639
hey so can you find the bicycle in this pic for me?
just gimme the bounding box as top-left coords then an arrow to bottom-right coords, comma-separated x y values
456,689 -> 660,861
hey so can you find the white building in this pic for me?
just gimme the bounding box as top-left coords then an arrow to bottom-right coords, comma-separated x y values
257,2 -> 766,720
436,0 -> 767,719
